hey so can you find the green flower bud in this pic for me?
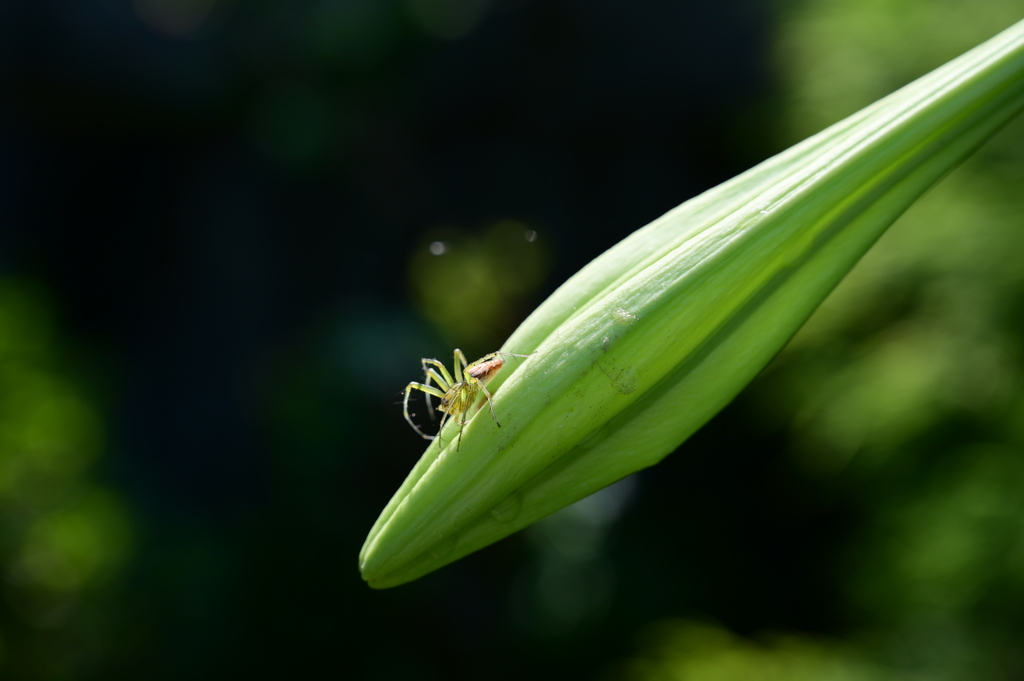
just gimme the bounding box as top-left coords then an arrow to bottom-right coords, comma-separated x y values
361,20 -> 1024,588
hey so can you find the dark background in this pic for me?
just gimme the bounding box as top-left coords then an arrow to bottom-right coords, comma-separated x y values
2,1 -> 1023,679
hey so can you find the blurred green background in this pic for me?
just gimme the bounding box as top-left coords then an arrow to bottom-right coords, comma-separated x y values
1,0 -> 1023,679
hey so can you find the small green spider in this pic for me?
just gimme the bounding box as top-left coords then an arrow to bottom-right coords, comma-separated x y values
403,349 -> 531,450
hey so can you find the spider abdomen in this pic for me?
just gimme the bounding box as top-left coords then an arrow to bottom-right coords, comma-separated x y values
465,357 -> 505,384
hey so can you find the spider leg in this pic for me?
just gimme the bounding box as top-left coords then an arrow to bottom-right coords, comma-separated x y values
421,359 -> 454,388
455,413 -> 468,451
422,367 -> 448,421
469,377 -> 500,427
421,359 -> 454,421
453,348 -> 470,383
403,381 -> 446,440
435,409 -> 453,451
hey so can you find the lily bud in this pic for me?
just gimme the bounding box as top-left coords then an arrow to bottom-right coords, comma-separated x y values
361,20 -> 1024,588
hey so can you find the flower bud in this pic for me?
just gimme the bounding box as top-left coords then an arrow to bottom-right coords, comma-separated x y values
361,20 -> 1024,588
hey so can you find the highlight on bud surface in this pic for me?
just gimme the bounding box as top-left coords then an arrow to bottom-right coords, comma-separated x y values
360,20 -> 1024,588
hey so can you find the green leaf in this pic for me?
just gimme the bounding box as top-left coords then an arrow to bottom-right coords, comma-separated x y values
360,19 -> 1024,588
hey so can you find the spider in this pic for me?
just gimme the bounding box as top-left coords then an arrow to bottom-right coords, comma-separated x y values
402,349 -> 531,451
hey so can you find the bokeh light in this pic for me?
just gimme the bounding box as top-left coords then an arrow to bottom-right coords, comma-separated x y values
0,281 -> 132,674
409,219 -> 551,349
615,620 -> 886,681
407,0 -> 492,40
